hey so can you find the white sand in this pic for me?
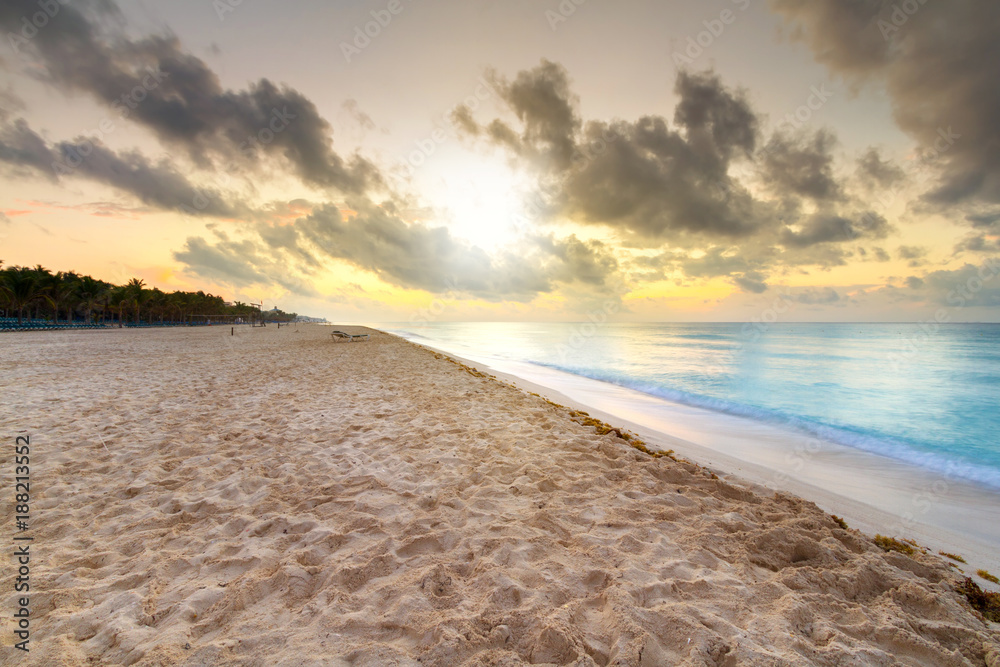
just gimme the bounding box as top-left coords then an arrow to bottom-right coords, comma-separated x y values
408,339 -> 1000,578
2,325 -> 999,666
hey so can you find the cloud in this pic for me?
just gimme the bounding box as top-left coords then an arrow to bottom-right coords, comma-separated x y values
174,204 -> 622,300
341,99 -> 376,132
733,271 -> 769,294
461,64 -> 768,243
0,0 -> 381,195
795,287 -> 840,305
450,106 -> 480,136
173,234 -> 322,297
897,245 -> 928,267
856,148 -> 905,190
922,260 -> 1000,307
456,61 -> 911,293
770,0 -> 1000,208
0,118 -> 239,217
489,59 -> 581,169
760,130 -> 843,202
780,211 -> 891,248
954,235 -> 1000,254
967,212 -> 1000,232
535,235 -> 620,287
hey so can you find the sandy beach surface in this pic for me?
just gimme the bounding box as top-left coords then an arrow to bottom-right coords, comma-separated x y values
2,325 -> 999,666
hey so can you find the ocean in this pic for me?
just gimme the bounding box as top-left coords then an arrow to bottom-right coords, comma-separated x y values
383,322 -> 1000,491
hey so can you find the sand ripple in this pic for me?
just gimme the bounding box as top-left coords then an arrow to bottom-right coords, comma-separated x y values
2,325 -> 998,666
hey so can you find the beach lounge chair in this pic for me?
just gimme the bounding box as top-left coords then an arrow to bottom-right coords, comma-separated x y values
331,330 -> 370,342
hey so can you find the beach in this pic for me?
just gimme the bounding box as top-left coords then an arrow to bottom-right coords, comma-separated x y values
2,324 -> 999,665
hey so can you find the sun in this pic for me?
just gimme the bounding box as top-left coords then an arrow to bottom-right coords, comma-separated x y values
430,153 -> 531,251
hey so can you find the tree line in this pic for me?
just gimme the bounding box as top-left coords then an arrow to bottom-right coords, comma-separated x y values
0,264 -> 297,326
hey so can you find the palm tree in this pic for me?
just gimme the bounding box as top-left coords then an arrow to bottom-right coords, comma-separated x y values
29,265 -> 52,320
109,285 -> 130,327
47,271 -> 80,324
76,276 -> 108,325
0,267 -> 41,324
125,278 -> 147,325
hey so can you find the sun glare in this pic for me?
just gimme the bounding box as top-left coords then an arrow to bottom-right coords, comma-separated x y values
432,155 -> 530,252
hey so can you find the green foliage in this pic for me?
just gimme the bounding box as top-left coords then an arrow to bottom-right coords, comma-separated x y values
977,569 -> 1000,584
873,534 -> 915,555
939,551 -> 966,563
0,264 -> 289,326
831,515 -> 848,530
957,578 -> 1000,622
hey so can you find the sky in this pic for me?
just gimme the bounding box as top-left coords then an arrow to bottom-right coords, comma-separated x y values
1,0 -> 999,322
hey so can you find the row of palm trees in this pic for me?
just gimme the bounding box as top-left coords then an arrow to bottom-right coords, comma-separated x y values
0,264 -> 296,326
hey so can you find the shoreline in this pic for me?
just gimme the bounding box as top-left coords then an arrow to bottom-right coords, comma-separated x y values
3,325 -> 998,664
383,329 -> 1000,580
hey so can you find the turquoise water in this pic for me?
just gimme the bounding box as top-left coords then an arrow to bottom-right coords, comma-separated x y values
384,322 -> 1000,489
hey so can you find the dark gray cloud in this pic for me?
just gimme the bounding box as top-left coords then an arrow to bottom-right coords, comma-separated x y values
535,235 -> 619,287
488,59 -> 581,169
0,0 -> 380,194
771,0 -> 1000,208
780,211 -> 891,248
173,233 -> 322,297
922,260 -> 1000,307
760,130 -> 843,202
666,247 -> 772,294
460,61 -> 908,292
673,70 -> 758,164
897,245 -> 927,266
559,115 -> 765,240
795,287 -> 840,305
462,64 -> 767,242
450,106 -> 480,137
0,118 -> 238,216
967,212 -> 1000,231
733,271 -> 769,294
954,234 -> 1000,255
856,148 -> 905,190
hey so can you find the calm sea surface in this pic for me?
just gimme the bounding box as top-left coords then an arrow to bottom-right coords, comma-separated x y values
383,323 -> 1000,489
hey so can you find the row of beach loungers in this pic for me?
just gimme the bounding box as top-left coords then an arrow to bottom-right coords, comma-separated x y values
0,319 -> 191,331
